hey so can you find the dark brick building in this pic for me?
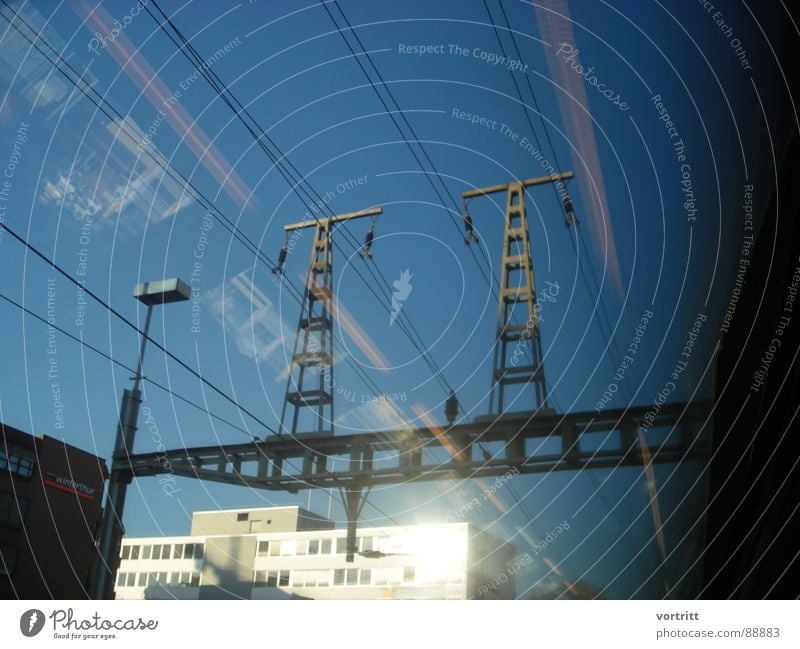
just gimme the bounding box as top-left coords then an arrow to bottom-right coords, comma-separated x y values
1,423 -> 107,598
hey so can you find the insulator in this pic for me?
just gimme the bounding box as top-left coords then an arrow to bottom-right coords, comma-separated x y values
445,391 -> 459,425
563,195 -> 579,227
463,205 -> 478,245
272,237 -> 289,274
359,223 -> 375,258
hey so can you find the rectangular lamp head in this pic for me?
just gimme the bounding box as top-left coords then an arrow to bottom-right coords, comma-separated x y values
133,278 -> 191,305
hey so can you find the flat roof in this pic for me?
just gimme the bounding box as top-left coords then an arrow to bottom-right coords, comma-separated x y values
1,422 -> 109,471
192,505 -> 324,517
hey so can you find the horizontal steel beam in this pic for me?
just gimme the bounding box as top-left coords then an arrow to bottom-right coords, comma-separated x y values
283,207 -> 382,232
461,172 -> 574,199
126,402 -> 710,492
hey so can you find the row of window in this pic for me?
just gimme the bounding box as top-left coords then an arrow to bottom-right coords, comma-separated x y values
255,536 -> 380,558
121,543 -> 204,561
0,491 -> 29,530
115,566 -> 441,590
0,447 -> 35,479
116,571 -> 201,588
253,567 -> 416,589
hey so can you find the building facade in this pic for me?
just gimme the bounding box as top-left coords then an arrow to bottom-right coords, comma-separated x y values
115,506 -> 516,600
0,423 -> 108,598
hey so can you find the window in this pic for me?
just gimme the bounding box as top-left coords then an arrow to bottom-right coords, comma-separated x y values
190,572 -> 200,587
0,491 -> 29,529
183,544 -> 194,560
294,570 -> 330,587
121,546 -> 131,560
295,540 -> 308,556
116,572 -> 127,588
360,536 -> 374,552
253,571 -> 288,588
194,544 -> 204,560
253,570 -> 267,587
375,568 -> 403,586
0,446 -> 35,479
129,545 -> 139,560
404,567 -> 415,584
236,512 -> 248,522
279,540 -> 296,556
336,537 -> 347,554
141,545 -> 151,560
308,539 -> 319,555
125,573 -> 136,587
321,539 -> 332,555
0,544 -> 17,576
257,541 -> 270,557
137,573 -> 148,587
173,544 -> 184,560
268,541 -> 280,556
332,569 -> 369,586
161,545 -> 172,560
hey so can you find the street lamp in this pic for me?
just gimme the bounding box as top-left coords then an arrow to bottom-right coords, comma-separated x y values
90,278 -> 190,600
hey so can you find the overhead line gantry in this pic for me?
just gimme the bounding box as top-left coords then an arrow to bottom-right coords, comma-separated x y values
461,172 -> 574,416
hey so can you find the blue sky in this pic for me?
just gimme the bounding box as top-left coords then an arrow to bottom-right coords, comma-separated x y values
1,0 -> 792,597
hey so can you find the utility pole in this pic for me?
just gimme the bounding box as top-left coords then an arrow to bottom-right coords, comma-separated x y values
462,172 -> 573,415
275,208 -> 383,560
91,279 -> 189,599
277,207 -> 383,443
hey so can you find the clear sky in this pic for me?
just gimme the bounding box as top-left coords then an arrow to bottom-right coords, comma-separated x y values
1,0 -> 794,598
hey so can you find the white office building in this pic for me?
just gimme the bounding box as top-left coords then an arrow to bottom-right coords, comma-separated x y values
115,506 -> 516,600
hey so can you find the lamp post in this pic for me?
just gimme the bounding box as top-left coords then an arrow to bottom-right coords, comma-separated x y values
90,278 -> 190,600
